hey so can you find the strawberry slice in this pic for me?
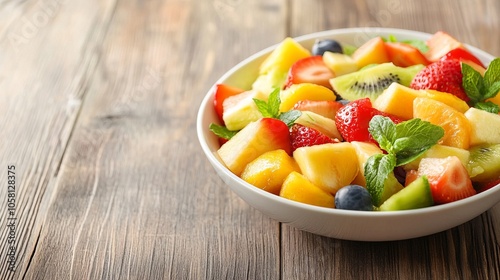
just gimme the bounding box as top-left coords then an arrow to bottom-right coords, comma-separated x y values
290,123 -> 335,151
475,178 -> 500,193
385,42 -> 430,67
334,98 -> 403,144
441,48 -> 485,68
410,59 -> 470,102
292,100 -> 343,120
213,84 -> 245,123
417,156 -> 476,204
284,56 -> 334,89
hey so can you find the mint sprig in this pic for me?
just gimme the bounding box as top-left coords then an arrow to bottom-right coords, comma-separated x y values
209,123 -> 239,140
382,35 -> 429,53
365,116 -> 444,203
253,87 -> 302,127
462,58 -> 500,113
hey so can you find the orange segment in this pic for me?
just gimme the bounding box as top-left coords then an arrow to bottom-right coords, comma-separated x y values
413,97 -> 471,149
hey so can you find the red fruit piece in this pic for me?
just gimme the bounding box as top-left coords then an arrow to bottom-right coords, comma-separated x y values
335,98 -> 403,144
418,156 -> 476,204
475,178 -> 500,193
292,100 -> 343,120
284,56 -> 334,89
410,60 -> 470,103
213,84 -> 245,123
290,124 -> 335,151
385,42 -> 430,67
441,48 -> 485,68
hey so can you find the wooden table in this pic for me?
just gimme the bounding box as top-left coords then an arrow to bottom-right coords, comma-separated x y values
1,0 -> 499,279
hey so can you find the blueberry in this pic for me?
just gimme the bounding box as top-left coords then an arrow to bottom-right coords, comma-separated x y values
312,39 -> 343,56
335,185 -> 373,211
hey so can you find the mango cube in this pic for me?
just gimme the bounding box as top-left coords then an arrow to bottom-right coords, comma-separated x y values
280,172 -> 335,208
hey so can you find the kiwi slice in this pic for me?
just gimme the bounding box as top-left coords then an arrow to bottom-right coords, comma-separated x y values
468,144 -> 500,183
330,63 -> 424,102
379,176 -> 433,211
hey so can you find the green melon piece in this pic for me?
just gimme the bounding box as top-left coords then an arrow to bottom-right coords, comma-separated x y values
379,176 -> 434,211
329,63 -> 424,102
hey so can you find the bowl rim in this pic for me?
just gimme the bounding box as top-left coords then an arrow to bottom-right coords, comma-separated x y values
197,27 -> 500,218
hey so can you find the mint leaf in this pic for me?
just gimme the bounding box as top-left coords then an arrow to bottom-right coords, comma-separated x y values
485,80 -> 500,100
392,118 -> 445,165
364,153 -> 397,206
402,39 -> 429,53
475,101 -> 500,114
279,110 -> 302,127
368,116 -> 396,153
253,98 -> 274,118
462,63 -> 485,104
209,123 -> 238,140
267,88 -> 281,117
484,58 -> 500,88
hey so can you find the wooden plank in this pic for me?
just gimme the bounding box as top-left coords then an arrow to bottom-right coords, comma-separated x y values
23,0 -> 287,279
284,0 -> 500,279
0,1 -> 118,279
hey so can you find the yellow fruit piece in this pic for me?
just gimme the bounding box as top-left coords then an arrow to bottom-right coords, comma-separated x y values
413,97 -> 471,149
293,143 -> 359,194
374,83 -> 469,120
280,171 -> 335,208
279,83 -> 336,112
241,149 -> 301,195
464,107 -> 500,145
322,52 -> 358,76
350,141 -> 383,187
259,37 -> 311,75
351,36 -> 390,68
486,91 -> 500,107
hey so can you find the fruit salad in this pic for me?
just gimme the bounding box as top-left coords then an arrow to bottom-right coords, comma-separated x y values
209,31 -> 500,211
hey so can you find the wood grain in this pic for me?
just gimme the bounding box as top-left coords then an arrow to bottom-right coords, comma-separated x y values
0,0 -> 499,279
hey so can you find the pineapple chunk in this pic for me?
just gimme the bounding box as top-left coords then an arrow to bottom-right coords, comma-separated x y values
403,144 -> 470,171
280,171 -> 335,208
222,90 -> 267,131
350,141 -> 383,187
464,107 -> 500,145
259,37 -> 311,75
322,52 -> 358,76
293,142 -> 359,194
241,149 -> 301,195
279,83 -> 336,112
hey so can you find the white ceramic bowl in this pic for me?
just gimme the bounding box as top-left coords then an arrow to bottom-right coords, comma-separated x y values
197,28 -> 500,241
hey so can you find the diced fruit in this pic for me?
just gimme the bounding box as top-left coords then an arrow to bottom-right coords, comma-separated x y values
417,156 -> 476,204
379,176 -> 434,211
259,37 -> 311,75
253,38 -> 312,95
322,52 -> 358,76
330,63 -> 424,102
279,83 -> 336,112
373,83 -> 469,120
403,144 -> 470,171
280,171 -> 335,208
293,100 -> 343,120
334,185 -> 373,211
335,98 -> 403,144
384,42 -> 430,67
222,90 -> 267,131
241,149 -> 301,195
410,59 -> 469,102
294,111 -> 343,141
312,39 -> 343,56
351,37 -> 390,68
217,118 -> 292,176
464,107 -> 500,146
284,56 -> 334,89
413,97 -> 471,149
468,144 -> 500,183
293,143 -> 359,194
424,31 -> 465,62
213,84 -> 245,123
441,48 -> 486,68
475,178 -> 500,193
373,172 -> 404,207
350,141 -> 383,187
290,123 -> 336,151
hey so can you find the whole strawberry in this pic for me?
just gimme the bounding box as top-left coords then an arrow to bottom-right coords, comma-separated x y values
290,124 -> 335,151
335,98 -> 402,143
410,59 -> 470,102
